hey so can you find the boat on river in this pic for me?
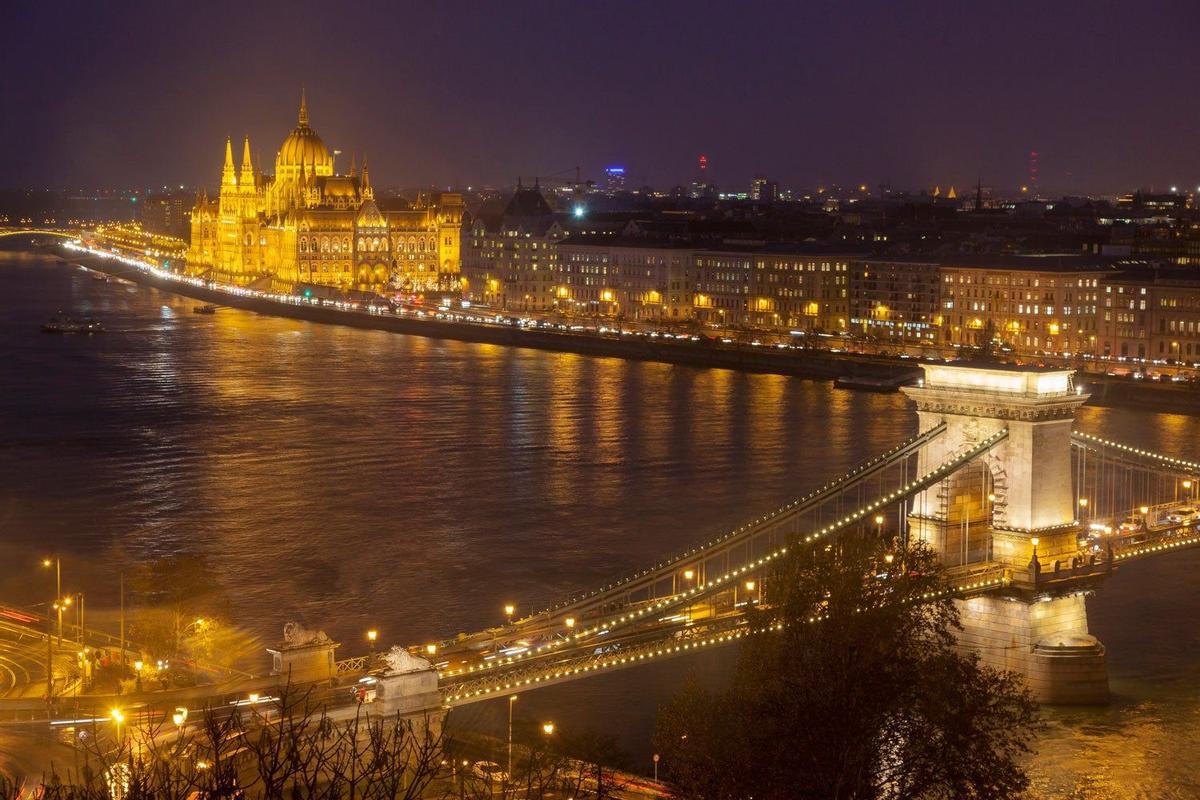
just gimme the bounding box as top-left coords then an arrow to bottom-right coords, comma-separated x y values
41,314 -> 104,334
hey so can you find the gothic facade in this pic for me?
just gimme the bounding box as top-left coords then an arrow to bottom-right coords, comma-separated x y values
187,93 -> 462,293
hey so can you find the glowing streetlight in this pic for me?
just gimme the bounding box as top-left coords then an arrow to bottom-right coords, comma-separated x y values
111,707 -> 125,741
1078,497 -> 1089,508
367,629 -> 378,654
683,569 -> 695,581
1139,505 -> 1150,516
987,493 -> 996,503
41,556 -> 62,643
507,695 -> 518,778
564,616 -> 576,630
1184,480 -> 1193,490
172,706 -> 188,730
542,721 -> 555,736
744,580 -> 756,592
504,604 -> 515,624
874,515 -> 884,526
425,643 -> 438,656
884,553 -> 895,565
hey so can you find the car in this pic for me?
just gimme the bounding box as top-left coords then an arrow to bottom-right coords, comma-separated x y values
1166,506 -> 1198,525
1117,517 -> 1143,534
471,761 -> 508,783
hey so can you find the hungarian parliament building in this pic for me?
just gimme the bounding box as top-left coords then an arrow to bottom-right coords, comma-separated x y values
186,92 -> 462,293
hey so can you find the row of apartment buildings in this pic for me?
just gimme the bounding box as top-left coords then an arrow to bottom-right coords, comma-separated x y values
460,189 -> 1200,365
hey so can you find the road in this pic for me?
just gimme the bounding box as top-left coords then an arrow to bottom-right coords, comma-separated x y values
0,609 -> 80,700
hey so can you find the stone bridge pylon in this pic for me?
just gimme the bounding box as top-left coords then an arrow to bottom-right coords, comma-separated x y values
903,363 -> 1108,703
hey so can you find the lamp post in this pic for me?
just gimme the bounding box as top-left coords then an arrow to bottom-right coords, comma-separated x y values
504,604 -> 515,625
111,708 -> 124,744
653,753 -> 660,783
366,629 -> 378,655
42,557 -> 61,644
507,694 -> 518,780
172,706 -> 188,740
72,593 -> 85,646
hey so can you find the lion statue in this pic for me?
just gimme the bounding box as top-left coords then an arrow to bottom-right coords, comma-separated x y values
282,621 -> 331,647
384,645 -> 434,675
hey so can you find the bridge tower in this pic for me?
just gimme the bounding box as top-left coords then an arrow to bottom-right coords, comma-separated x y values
902,363 -> 1109,703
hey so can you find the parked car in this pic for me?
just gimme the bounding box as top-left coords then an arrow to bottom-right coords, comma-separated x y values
471,761 -> 508,783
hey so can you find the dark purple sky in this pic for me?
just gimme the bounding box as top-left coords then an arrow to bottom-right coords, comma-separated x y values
2,1 -> 1198,195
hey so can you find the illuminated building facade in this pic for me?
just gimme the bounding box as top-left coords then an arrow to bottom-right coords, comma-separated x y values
187,93 -> 463,293
1099,270 -> 1200,361
693,250 -> 851,332
850,258 -> 943,342
461,185 -> 563,310
938,257 -> 1108,355
556,238 -> 694,320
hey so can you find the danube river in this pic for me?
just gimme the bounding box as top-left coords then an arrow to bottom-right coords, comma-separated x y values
2,253 -> 1199,797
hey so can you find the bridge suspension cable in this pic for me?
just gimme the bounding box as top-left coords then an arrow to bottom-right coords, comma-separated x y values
442,561 -> 1012,706
440,428 -> 1009,682
516,423 -> 948,625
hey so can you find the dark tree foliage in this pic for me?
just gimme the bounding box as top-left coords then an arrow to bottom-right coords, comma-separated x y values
654,539 -> 1041,800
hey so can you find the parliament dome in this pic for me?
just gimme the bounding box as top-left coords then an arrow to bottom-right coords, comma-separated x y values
276,91 -> 333,173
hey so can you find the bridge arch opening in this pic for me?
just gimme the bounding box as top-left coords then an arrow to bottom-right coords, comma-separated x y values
941,460 -> 995,567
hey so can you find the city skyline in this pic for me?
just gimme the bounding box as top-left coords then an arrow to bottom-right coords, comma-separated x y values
3,2 -> 1199,194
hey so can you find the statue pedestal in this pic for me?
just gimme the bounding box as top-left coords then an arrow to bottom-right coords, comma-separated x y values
376,667 -> 442,717
267,623 -> 339,684
373,647 -> 444,735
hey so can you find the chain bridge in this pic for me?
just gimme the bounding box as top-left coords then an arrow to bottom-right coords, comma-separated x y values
247,366 -> 1200,713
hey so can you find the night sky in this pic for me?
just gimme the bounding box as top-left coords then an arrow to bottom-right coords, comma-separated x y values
2,1 -> 1198,194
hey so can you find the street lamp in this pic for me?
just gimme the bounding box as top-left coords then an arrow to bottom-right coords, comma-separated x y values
425,643 -> 437,656
504,604 -> 515,624
683,569 -> 694,582
507,695 -> 518,778
42,557 -> 62,644
172,706 -> 188,736
542,721 -> 555,736
111,707 -> 125,742
564,616 -> 576,631
366,629 -> 378,654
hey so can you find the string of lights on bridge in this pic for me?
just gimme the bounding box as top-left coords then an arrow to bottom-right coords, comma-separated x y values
1114,531 -> 1200,562
442,570 -> 1010,704
1072,431 -> 1200,474
524,423 -> 949,623
438,429 -> 1009,682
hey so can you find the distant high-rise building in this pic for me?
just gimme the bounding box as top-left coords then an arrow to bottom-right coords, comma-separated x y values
604,166 -> 627,193
689,154 -> 713,199
139,190 -> 191,238
750,175 -> 779,202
